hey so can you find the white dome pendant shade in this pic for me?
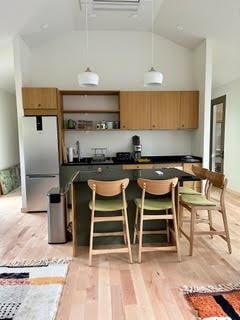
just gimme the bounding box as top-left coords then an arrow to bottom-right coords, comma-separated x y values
144,67 -> 163,87
78,67 -> 99,87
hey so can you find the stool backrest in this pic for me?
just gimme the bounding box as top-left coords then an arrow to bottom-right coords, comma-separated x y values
205,171 -> 227,207
192,165 -> 208,179
206,171 -> 226,189
137,177 -> 178,195
88,178 -> 129,197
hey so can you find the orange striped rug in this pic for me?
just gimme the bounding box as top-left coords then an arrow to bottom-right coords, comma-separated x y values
182,283 -> 240,320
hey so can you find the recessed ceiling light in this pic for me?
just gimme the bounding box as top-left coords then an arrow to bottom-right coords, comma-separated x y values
176,24 -> 184,31
40,23 -> 49,30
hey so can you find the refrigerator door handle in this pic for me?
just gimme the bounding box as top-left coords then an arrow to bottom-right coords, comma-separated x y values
27,175 -> 58,179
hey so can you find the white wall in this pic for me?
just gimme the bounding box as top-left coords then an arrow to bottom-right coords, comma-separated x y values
0,89 -> 19,170
25,30 -> 197,156
29,31 -> 195,90
213,79 -> 240,192
192,39 -> 213,166
65,130 -> 193,157
13,36 -> 32,209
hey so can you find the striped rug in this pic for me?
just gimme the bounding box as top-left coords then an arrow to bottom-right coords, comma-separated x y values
182,283 -> 240,320
0,258 -> 70,320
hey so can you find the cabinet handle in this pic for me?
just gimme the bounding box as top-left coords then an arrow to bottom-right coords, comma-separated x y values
152,125 -> 156,128
182,124 -> 185,128
38,104 -> 41,107
122,125 -> 126,128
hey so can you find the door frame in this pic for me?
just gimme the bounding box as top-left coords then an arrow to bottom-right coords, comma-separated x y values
209,95 -> 226,171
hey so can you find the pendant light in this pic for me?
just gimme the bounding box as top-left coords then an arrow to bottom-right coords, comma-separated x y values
78,3 -> 99,87
144,0 -> 163,87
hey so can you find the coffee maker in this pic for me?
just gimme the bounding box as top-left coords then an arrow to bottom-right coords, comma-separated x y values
132,135 -> 142,161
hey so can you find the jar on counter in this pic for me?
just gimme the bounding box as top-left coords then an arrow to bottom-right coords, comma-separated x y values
100,120 -> 106,130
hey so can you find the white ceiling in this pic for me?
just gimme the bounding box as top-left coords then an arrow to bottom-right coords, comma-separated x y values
20,0 -> 164,47
0,0 -> 240,91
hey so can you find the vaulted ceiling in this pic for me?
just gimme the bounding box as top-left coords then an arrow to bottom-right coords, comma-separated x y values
1,0 -> 240,91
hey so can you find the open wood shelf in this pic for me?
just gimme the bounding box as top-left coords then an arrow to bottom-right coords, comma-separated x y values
63,109 -> 120,114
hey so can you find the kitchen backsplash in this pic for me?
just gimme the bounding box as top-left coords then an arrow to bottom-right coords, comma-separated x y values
64,130 -> 194,158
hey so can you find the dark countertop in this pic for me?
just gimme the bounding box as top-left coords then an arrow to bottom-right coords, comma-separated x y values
72,168 -> 200,184
62,155 -> 202,166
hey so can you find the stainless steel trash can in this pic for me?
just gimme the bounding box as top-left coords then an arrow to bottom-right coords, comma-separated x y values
47,187 -> 67,244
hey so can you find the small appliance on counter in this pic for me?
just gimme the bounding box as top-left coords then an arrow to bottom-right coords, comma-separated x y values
132,135 -> 142,161
116,152 -> 132,162
91,148 -> 114,164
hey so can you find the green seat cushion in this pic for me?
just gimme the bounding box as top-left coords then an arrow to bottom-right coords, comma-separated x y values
181,194 -> 216,206
179,186 -> 201,195
11,165 -> 21,190
89,199 -> 125,211
0,168 -> 13,195
135,198 -> 172,211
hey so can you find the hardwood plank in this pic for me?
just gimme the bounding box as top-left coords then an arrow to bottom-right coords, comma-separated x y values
120,270 -> 137,305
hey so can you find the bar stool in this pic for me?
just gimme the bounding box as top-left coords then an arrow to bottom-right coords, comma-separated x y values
179,170 -> 232,256
133,177 -> 181,263
179,165 -> 208,196
88,179 -> 132,266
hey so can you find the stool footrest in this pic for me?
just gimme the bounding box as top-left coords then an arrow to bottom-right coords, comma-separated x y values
141,246 -> 177,252
135,230 -> 167,235
92,247 -> 129,255
93,231 -> 124,237
94,216 -> 124,222
143,214 -> 173,220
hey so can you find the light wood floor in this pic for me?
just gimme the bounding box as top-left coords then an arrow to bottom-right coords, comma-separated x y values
1,189 -> 240,320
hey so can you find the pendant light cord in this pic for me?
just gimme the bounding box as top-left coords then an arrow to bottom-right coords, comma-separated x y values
85,2 -> 89,66
86,3 -> 89,53
151,0 -> 154,68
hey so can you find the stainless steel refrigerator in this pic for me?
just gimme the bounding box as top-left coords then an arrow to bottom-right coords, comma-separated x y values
22,116 -> 60,212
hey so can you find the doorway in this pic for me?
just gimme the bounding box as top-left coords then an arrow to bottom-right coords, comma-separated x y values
210,95 -> 226,173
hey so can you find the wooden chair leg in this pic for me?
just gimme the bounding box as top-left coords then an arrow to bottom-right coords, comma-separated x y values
208,210 -> 214,239
138,208 -> 144,263
166,209 -> 170,243
189,209 -> 196,256
123,207 -> 133,263
172,207 -> 181,262
89,209 -> 95,266
221,208 -> 232,254
121,209 -> 127,245
133,206 -> 139,245
179,205 -> 184,238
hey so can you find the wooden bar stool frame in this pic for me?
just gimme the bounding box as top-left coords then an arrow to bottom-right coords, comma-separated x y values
134,177 -> 181,263
88,178 -> 133,266
179,170 -> 232,256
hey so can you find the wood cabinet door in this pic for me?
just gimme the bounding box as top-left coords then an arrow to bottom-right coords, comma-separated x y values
180,91 -> 199,129
120,92 -> 151,129
151,91 -> 181,129
22,88 -> 58,110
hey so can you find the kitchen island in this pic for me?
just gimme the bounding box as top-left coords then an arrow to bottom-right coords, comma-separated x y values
70,166 -> 200,257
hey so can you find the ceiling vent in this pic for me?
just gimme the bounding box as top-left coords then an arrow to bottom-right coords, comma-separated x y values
92,0 -> 141,12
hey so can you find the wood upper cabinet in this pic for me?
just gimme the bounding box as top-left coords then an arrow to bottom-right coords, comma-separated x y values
180,91 -> 199,129
120,92 -> 151,129
22,88 -> 58,110
151,91 -> 180,129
